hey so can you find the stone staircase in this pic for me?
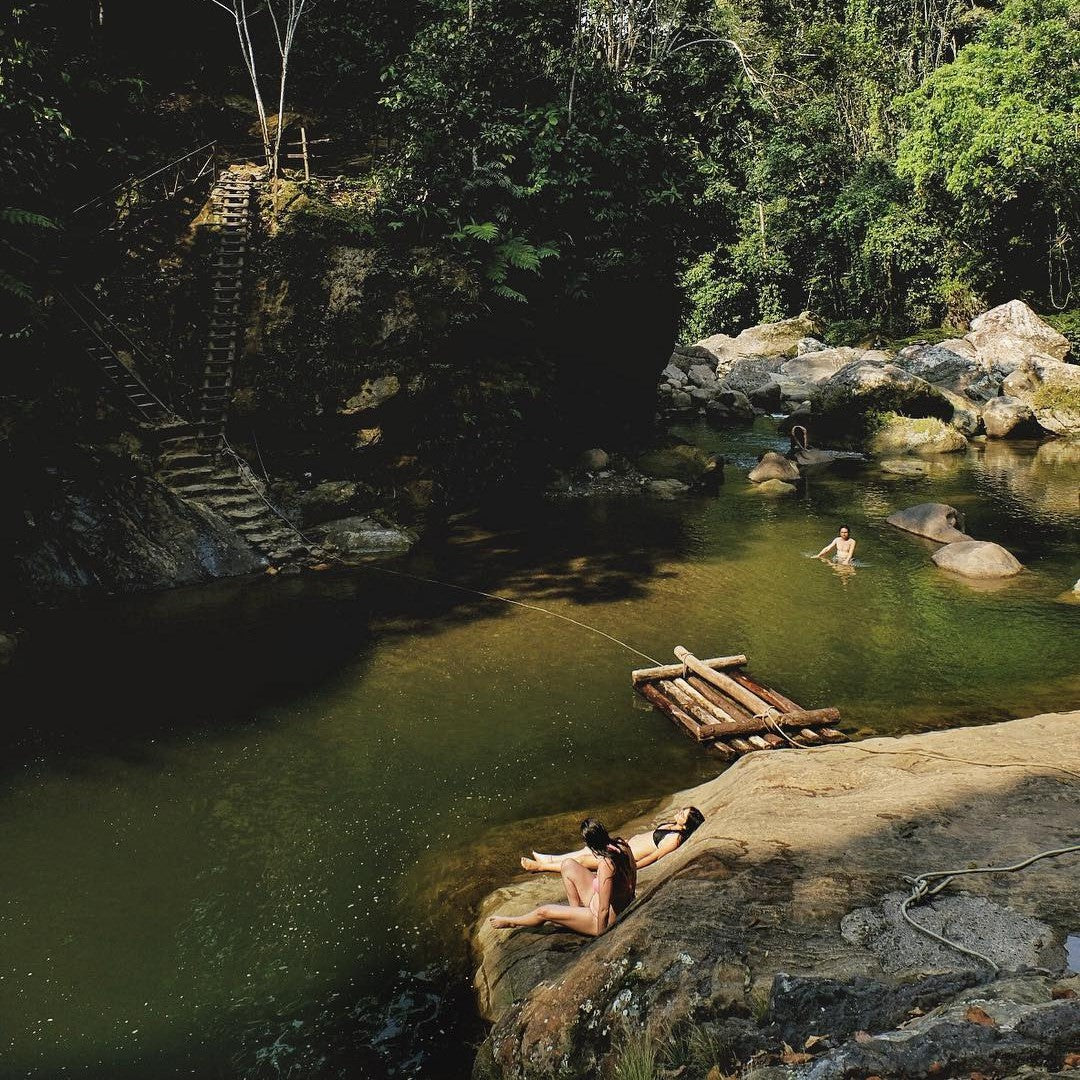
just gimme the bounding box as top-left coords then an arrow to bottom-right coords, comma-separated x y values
66,171 -> 320,569
156,425 -> 315,565
151,171 -> 318,567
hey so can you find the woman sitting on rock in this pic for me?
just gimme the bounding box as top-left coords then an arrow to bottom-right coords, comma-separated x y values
519,806 -> 704,873
489,819 -> 636,937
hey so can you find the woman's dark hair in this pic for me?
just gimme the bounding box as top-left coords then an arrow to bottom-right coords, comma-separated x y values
682,807 -> 705,837
580,817 -> 613,856
580,818 -> 635,883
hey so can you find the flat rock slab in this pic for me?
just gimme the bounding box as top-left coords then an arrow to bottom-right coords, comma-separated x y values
472,713 -> 1080,1079
932,540 -> 1023,578
886,502 -> 972,543
841,891 -> 1062,974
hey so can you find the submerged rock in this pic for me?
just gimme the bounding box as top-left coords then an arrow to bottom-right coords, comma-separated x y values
748,451 -> 800,483
886,502 -> 972,543
881,458 -> 933,476
932,540 -> 1023,578
754,478 -> 797,495
643,478 -> 689,500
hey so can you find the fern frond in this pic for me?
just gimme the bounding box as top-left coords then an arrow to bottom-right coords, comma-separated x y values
0,208 -> 57,230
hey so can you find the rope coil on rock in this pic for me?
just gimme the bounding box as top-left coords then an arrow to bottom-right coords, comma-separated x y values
900,843 -> 1080,973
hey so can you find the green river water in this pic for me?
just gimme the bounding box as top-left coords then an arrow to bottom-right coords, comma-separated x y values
1,421 -> 1078,1079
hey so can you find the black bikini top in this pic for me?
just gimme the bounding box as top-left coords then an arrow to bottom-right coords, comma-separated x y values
652,824 -> 683,848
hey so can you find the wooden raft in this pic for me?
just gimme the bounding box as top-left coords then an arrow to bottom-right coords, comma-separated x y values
632,646 -> 846,760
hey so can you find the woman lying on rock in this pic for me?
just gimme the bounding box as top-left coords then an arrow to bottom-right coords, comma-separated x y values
489,819 -> 636,937
519,806 -> 704,873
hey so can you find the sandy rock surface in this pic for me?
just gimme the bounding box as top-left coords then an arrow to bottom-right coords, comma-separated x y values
472,713 -> 1080,1079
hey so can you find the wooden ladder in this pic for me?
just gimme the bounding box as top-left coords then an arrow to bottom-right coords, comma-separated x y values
197,172 -> 256,448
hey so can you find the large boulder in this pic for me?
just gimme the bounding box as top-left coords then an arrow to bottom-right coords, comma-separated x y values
695,311 -> 822,371
886,502 -> 972,543
812,356 -> 953,441
472,713 -> 1080,1079
868,415 -> 967,455
747,451 -> 800,483
1001,356 -> 1080,436
893,340 -> 989,398
965,300 -> 1070,371
718,354 -> 789,396
704,389 -> 755,426
932,540 -> 1023,578
982,395 -> 1039,438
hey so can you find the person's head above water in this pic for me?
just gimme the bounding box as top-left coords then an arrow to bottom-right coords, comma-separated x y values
839,525 -> 851,539
580,817 -> 616,856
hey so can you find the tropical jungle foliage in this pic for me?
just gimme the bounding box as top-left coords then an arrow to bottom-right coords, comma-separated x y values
2,0 -> 1078,347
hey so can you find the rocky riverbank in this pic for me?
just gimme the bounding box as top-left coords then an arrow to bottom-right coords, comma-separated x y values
471,712 -> 1080,1080
659,301 -> 1080,447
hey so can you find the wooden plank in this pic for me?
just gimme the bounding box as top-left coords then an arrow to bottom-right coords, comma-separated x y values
729,669 -> 801,712
685,675 -> 754,722
819,728 -> 848,743
674,647 -> 773,715
657,681 -> 728,740
638,683 -> 705,742
632,654 -> 747,684
747,735 -> 771,750
708,740 -> 738,761
671,677 -> 738,725
729,737 -> 754,753
798,728 -> 823,744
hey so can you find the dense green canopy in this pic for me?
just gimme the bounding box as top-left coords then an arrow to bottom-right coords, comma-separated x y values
3,0 -> 1078,339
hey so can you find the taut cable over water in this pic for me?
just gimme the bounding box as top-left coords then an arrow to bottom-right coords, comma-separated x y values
363,564 -> 663,665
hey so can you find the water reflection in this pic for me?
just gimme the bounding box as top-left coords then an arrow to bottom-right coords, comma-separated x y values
0,423 -> 1077,1079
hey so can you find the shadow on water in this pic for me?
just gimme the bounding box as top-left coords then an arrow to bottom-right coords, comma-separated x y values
0,425 -> 1077,1080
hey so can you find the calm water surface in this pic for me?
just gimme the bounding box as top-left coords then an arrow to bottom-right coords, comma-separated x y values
1,422 -> 1078,1078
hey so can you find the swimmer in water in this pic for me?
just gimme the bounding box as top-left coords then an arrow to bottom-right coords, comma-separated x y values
816,525 -> 856,564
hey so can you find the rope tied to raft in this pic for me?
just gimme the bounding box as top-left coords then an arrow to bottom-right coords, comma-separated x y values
899,843 -> 1080,973
754,706 -> 812,749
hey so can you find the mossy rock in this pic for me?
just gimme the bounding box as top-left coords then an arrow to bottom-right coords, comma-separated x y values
637,444 -> 714,482
868,414 -> 967,456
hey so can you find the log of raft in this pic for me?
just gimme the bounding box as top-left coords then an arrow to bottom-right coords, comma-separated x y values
631,654 -> 747,684
633,646 -> 845,757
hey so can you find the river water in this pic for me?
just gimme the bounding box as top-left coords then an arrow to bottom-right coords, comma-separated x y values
2,422 -> 1078,1079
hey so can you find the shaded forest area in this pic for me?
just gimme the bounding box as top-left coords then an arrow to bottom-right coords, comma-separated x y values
1,0 -> 1078,515
6,0 -> 1078,333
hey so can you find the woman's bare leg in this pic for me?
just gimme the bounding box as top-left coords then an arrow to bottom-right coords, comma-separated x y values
489,904 -> 599,936
532,846 -> 589,863
524,848 -> 599,872
560,857 -> 593,907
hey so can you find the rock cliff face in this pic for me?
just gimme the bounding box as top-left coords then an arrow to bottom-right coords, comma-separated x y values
11,450 -> 263,602
471,712 -> 1080,1079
